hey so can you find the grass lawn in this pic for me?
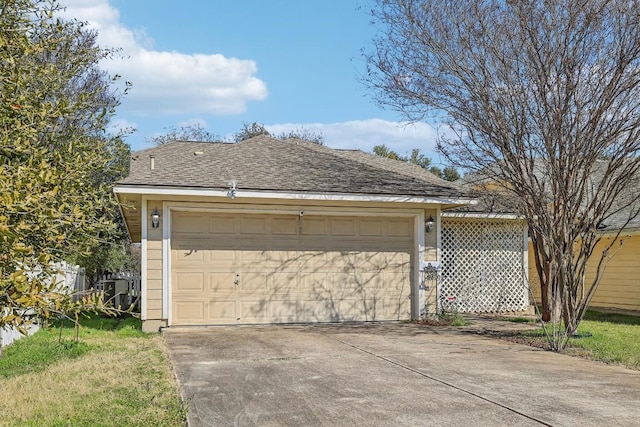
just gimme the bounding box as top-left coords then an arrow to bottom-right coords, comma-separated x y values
567,310 -> 640,369
503,310 -> 640,370
0,315 -> 186,427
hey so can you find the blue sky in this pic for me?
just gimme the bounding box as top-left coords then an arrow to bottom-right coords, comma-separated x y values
61,0 -> 446,164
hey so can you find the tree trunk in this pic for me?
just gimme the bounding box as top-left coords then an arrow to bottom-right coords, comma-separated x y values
540,260 -> 552,322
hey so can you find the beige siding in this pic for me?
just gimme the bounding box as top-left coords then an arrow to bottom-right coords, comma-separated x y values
145,200 -> 164,320
528,235 -> 640,312
147,309 -> 162,319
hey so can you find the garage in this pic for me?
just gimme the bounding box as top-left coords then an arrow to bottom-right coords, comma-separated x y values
170,211 -> 414,325
115,136 -> 472,331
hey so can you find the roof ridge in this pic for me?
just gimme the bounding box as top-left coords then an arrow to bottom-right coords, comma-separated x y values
119,135 -> 467,199
330,146 -> 462,189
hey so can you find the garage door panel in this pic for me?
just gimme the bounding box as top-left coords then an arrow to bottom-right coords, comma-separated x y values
374,251 -> 411,269
388,219 -> 413,237
334,299 -> 368,321
173,244 -> 205,264
297,298 -> 340,322
272,217 -> 298,235
174,272 -> 205,291
265,248 -> 301,267
324,251 -> 358,268
240,216 -> 268,234
330,218 -> 356,236
208,272 -> 236,294
239,271 -> 268,293
173,213 -> 207,235
297,251 -> 328,270
237,298 -> 270,322
207,299 -> 236,324
270,300 -> 298,322
210,215 -> 235,235
299,272 -> 329,293
359,254 -> 393,272
301,218 -> 327,235
207,249 -> 236,267
360,219 -> 384,236
356,272 -> 385,291
173,300 -> 205,324
172,212 -> 413,325
268,272 -> 298,294
375,297 -> 408,320
239,249 -> 270,265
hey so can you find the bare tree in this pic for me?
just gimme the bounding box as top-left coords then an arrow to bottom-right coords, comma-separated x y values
276,127 -> 325,145
148,124 -> 219,145
234,121 -> 271,142
235,121 -> 325,145
366,0 -> 640,350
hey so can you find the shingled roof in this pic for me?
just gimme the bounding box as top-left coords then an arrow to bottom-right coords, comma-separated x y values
118,136 -> 468,199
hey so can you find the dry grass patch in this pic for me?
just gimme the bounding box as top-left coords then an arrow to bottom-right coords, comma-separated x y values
0,316 -> 185,427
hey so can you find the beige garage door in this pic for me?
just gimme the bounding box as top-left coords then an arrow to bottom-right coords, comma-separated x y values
171,212 -> 413,325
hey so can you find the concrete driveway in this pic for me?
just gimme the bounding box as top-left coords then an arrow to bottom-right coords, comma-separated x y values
164,323 -> 640,427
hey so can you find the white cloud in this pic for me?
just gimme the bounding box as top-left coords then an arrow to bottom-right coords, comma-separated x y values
59,0 -> 267,116
266,119 -> 443,156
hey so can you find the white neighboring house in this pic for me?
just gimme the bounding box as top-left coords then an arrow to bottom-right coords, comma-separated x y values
0,261 -> 84,350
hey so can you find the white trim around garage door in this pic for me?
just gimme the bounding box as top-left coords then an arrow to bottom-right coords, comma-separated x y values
161,201 -> 427,326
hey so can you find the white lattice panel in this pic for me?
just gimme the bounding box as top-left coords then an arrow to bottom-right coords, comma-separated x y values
440,218 -> 528,313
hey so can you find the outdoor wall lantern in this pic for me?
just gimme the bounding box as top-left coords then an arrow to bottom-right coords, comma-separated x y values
425,215 -> 435,233
151,208 -> 160,229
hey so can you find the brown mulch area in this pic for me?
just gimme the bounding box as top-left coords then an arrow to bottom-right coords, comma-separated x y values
415,317 -> 553,350
466,329 -> 594,360
414,316 -> 590,354
414,317 -> 459,327
472,330 -> 552,350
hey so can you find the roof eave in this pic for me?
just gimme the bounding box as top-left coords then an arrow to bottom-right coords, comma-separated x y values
113,184 -> 475,206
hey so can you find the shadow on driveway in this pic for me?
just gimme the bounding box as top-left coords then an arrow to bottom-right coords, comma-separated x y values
164,322 -> 640,427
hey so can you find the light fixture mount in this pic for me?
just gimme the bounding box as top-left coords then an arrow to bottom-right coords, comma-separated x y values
425,214 -> 435,233
151,208 -> 160,229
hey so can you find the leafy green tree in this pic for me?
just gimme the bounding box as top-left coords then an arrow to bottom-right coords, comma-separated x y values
407,148 -> 432,169
373,144 -> 402,160
148,123 -> 219,145
372,144 -> 459,180
0,0 -> 128,331
442,166 -> 460,182
428,166 -> 442,178
78,243 -> 141,287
